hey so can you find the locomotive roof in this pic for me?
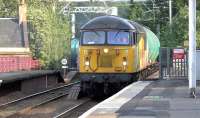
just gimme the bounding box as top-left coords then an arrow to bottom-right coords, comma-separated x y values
81,15 -> 145,32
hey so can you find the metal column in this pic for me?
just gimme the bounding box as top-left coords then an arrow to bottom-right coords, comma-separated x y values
169,0 -> 172,25
71,14 -> 76,38
189,0 -> 196,96
19,0 -> 29,47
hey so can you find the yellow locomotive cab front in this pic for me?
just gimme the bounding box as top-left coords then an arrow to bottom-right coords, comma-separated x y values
79,46 -> 136,73
79,29 -> 138,74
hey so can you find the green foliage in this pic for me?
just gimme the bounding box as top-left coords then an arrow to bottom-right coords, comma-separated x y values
0,0 -> 71,69
128,1 -> 200,48
160,2 -> 200,48
160,5 -> 188,47
0,0 -> 18,17
128,2 -> 159,39
27,0 -> 71,69
129,3 -> 144,21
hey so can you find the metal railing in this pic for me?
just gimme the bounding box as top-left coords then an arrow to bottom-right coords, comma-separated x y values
159,47 -> 188,79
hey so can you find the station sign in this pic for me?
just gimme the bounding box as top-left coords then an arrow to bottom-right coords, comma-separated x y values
62,65 -> 68,69
61,58 -> 68,65
173,49 -> 185,59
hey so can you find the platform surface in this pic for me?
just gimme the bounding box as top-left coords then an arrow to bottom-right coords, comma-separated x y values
0,70 -> 60,84
80,79 -> 200,118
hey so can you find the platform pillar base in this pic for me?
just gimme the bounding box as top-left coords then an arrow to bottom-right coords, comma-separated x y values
190,88 -> 196,98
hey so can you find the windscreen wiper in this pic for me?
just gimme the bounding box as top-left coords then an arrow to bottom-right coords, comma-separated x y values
113,31 -> 120,40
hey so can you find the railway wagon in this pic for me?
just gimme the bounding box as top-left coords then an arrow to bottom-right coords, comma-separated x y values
79,16 -> 160,96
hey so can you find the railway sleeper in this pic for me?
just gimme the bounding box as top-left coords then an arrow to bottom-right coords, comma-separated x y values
67,84 -> 81,100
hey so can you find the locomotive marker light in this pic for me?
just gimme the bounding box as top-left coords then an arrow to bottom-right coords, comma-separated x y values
123,57 -> 127,66
85,57 -> 90,66
123,57 -> 127,71
61,58 -> 68,78
189,0 -> 196,98
123,61 -> 127,66
84,57 -> 90,71
85,61 -> 90,66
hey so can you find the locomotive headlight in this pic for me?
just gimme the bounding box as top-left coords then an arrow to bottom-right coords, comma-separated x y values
104,48 -> 109,53
123,61 -> 127,66
122,57 -> 127,66
85,57 -> 90,66
85,61 -> 90,66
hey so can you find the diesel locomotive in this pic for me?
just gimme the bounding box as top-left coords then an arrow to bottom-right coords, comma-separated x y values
78,16 -> 160,97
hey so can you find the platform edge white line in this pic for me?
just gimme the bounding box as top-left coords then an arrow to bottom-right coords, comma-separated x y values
79,81 -> 152,118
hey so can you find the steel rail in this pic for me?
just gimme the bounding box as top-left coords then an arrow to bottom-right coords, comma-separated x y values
53,99 -> 91,118
0,81 -> 80,107
8,91 -> 72,117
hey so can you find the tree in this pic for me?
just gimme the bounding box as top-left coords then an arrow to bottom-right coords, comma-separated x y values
27,0 -> 71,69
0,0 -> 18,17
128,0 -> 200,48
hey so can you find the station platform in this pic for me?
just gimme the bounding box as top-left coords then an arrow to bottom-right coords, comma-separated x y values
0,70 -> 63,94
80,79 -> 200,118
0,70 -> 62,84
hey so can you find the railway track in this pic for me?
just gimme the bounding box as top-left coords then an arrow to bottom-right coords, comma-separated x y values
53,98 -> 91,118
6,97 -> 99,118
0,71 -> 159,118
0,81 -> 80,118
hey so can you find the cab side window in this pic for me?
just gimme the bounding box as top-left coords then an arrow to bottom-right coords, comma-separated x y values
132,32 -> 137,45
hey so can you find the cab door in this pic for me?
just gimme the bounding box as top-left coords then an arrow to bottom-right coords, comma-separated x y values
137,33 -> 146,71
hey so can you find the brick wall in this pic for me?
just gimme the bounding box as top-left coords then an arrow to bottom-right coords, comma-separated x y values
0,55 -> 40,72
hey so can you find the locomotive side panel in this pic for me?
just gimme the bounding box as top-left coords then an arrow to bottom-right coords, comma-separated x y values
144,27 -> 160,64
137,33 -> 146,70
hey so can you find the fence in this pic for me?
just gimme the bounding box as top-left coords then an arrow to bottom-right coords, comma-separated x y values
159,47 -> 188,79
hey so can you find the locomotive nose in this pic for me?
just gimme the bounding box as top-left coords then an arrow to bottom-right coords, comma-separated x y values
82,47 -> 130,73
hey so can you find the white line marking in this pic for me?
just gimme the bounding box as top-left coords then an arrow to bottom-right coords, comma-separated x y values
79,81 -> 151,118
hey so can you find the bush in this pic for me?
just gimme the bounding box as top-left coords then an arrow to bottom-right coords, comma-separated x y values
27,0 -> 71,69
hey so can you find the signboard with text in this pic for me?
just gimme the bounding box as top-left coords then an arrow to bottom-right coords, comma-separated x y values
173,49 -> 185,59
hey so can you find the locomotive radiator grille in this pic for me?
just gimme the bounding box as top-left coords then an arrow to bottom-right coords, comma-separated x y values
99,55 -> 112,67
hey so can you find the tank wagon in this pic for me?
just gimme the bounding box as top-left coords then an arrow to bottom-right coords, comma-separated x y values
79,16 -> 160,97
